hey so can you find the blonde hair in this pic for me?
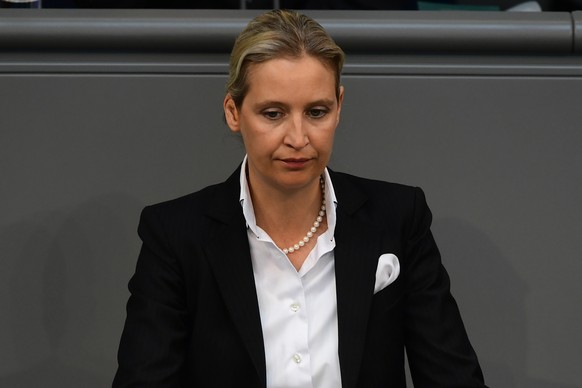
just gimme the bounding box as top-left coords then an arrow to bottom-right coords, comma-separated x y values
226,9 -> 345,107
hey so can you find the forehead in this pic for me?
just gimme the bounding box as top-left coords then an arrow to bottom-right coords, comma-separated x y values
244,56 -> 336,102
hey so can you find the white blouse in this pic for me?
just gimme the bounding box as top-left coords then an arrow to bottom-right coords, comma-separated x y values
239,157 -> 341,388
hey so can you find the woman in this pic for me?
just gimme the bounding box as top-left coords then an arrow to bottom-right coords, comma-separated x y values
114,9 -> 487,388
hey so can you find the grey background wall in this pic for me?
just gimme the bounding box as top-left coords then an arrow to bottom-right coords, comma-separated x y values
1,9 -> 581,387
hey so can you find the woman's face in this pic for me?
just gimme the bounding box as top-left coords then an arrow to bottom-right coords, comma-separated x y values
224,55 -> 344,194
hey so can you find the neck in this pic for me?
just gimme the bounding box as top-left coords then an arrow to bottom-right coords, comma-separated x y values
249,175 -> 324,240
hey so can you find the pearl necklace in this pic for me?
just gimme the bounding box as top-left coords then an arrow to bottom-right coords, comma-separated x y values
282,177 -> 326,255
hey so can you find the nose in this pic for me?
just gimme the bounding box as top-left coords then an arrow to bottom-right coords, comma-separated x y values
284,114 -> 309,149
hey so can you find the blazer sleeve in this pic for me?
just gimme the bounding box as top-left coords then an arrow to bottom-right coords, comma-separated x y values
113,205 -> 190,387
403,188 -> 487,387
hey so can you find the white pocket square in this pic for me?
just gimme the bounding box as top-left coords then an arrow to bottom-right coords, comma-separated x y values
374,253 -> 400,294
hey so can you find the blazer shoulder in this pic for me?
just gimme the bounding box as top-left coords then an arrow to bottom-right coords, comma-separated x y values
146,181 -> 224,215
329,170 -> 430,230
331,170 -> 421,203
139,174 -> 240,234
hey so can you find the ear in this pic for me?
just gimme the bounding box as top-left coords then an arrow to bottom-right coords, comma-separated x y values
224,94 -> 241,133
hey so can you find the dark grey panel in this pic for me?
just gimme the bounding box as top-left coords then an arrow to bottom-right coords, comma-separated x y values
0,9 -> 576,54
0,9 -> 249,53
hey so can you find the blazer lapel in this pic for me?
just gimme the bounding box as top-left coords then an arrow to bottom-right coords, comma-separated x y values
331,172 -> 384,388
203,168 -> 267,387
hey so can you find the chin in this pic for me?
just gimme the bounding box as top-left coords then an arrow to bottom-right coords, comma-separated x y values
276,173 -> 320,190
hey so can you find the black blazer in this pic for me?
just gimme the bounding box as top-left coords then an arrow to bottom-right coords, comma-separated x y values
113,168 -> 486,388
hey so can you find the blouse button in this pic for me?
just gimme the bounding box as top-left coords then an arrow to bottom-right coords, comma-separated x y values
290,303 -> 300,313
293,353 -> 302,364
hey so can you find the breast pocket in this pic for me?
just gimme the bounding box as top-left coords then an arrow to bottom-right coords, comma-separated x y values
371,276 -> 404,314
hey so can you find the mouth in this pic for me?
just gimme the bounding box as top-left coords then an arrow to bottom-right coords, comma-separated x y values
280,158 -> 311,169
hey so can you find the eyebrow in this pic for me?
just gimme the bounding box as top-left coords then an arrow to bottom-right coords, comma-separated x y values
253,98 -> 336,110
309,98 -> 336,107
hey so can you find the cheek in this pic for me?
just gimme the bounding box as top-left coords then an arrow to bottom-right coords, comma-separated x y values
241,129 -> 275,156
311,127 -> 336,149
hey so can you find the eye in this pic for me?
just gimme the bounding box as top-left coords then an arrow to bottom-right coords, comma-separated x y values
307,108 -> 328,119
262,110 -> 283,120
